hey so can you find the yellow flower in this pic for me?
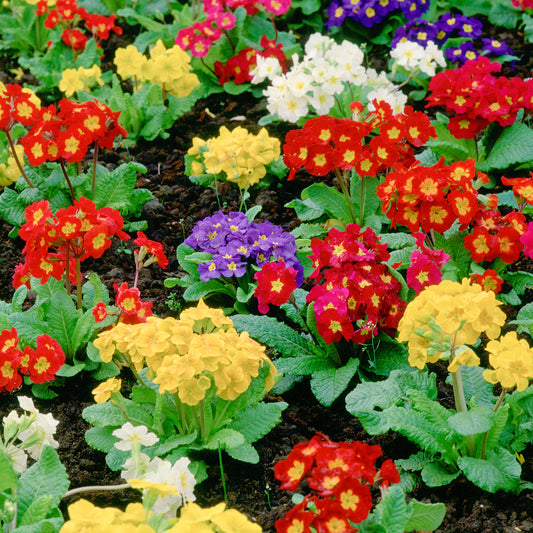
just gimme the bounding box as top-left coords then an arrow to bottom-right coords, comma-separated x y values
177,375 -> 212,405
114,45 -> 148,80
92,377 -> 122,403
129,478 -> 180,496
447,347 -> 480,373
211,508 -> 262,533
60,500 -> 116,532
483,332 -> 533,391
59,66 -> 103,97
0,144 -> 23,187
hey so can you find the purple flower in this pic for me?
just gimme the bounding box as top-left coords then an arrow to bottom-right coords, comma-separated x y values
445,42 -> 479,65
457,16 -> 483,39
437,12 -> 462,32
481,38 -> 514,57
357,0 -> 386,27
218,256 -> 247,277
399,0 -> 430,20
326,0 -> 348,28
198,258 -> 223,282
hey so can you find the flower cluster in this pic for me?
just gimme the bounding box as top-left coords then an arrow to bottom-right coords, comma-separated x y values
512,0 -> 533,8
392,13 -> 514,65
390,39 -> 446,77
14,198 -> 129,287
426,56 -> 533,139
283,101 -> 434,181
274,433 -> 400,533
60,500 -> 261,533
59,65 -> 104,97
406,233 -> 450,294
307,224 -> 406,344
40,0 -> 122,52
397,278 -> 506,370
0,144 -> 23,186
183,210 -> 302,282
93,299 -> 277,404
483,332 -> 533,392
214,36 -> 288,85
186,126 -> 281,189
2,396 -> 59,473
0,327 -> 65,392
114,41 -> 200,98
0,83 -> 41,131
463,206 -> 527,264
175,0 -> 290,58
254,259 -> 298,313
325,0 -> 430,29
377,158 -> 482,233
20,97 -> 126,164
255,33 -> 408,122
469,269 -> 504,294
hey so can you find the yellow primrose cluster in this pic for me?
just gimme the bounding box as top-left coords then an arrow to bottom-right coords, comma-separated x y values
60,499 -> 262,533
397,279 -> 506,371
59,65 -> 104,97
0,144 -> 23,186
93,300 -> 276,405
187,126 -> 281,189
483,332 -> 533,392
114,41 -> 199,98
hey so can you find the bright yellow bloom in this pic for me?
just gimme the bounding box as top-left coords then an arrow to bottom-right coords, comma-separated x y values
187,126 -> 281,189
128,478 -> 180,496
114,45 -> 148,79
0,144 -> 23,187
447,347 -> 480,373
59,66 -> 103,97
92,377 -> 122,403
483,332 -> 533,391
398,278 -> 506,370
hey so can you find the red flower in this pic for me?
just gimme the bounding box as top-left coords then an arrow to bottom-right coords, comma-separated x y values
84,223 -> 112,259
26,334 -> 65,383
114,282 -> 141,315
469,270 -> 504,294
464,226 -> 499,263
275,450 -> 315,491
254,259 -> 298,314
333,478 -> 372,522
378,459 -> 401,488
61,28 -> 88,51
134,231 -> 168,269
0,328 -> 19,354
92,302 -> 108,322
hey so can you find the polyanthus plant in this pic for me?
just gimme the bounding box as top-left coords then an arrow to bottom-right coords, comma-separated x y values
184,125 -> 284,205
83,299 -> 287,467
274,433 -> 445,532
346,278 -> 533,493
167,210 -> 303,313
253,32 -> 410,124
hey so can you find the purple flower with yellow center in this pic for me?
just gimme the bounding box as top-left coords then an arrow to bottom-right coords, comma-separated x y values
457,15 -> 482,39
326,0 -> 348,28
400,0 -> 430,19
218,255 -> 247,277
481,38 -> 514,57
224,211 -> 249,239
357,0 -> 386,27
198,257 -> 223,282
437,12 -> 462,32
445,41 -> 479,65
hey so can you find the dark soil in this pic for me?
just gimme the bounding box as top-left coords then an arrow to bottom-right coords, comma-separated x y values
2,20 -> 533,532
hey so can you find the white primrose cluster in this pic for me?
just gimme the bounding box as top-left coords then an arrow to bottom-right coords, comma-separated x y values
1,396 -> 60,473
251,32 -> 408,122
390,40 -> 447,77
113,422 -> 197,520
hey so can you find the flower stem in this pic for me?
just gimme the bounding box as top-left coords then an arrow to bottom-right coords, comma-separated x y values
63,483 -> 132,499
92,144 -> 98,196
334,167 -> 357,224
480,388 -> 507,460
59,159 -> 76,203
5,130 -> 34,188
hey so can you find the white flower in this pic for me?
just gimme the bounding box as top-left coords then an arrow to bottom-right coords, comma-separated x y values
250,56 -> 282,85
367,86 -> 407,114
112,422 -> 159,452
4,443 -> 28,473
17,396 -> 59,461
285,70 -> 313,98
309,86 -> 335,115
121,451 -> 152,480
304,33 -> 333,59
275,93 -> 309,122
391,40 -> 425,71
418,41 -> 446,76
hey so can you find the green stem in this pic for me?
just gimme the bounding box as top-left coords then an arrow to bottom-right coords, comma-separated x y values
334,167 -> 357,224
59,159 -> 76,203
480,388 -> 507,460
65,243 -> 71,297
360,174 -> 365,226
218,442 -> 228,502
92,143 -> 98,196
5,130 -> 34,188
75,256 -> 82,310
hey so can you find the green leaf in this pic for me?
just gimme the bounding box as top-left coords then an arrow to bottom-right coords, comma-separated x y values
231,314 -> 323,359
275,354 -> 335,375
82,402 -> 126,427
405,499 -> 446,531
85,426 -> 119,453
489,2 -> 519,28
45,292 -> 77,358
366,485 -> 408,533
225,442 -> 260,463
183,279 -> 236,301
228,402 -> 288,443
421,461 -> 460,487
477,122 -> 533,172
204,429 -> 245,450
484,404 -> 509,452
55,362 -> 86,377
17,447 -> 69,522
153,432 -> 198,455
458,365 -> 496,408
0,448 -> 18,493
458,447 -> 521,492
303,183 -> 352,223
504,271 -> 533,296
310,357 -> 359,406
19,495 -> 54,526
448,406 -> 494,436
285,197 -> 324,221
